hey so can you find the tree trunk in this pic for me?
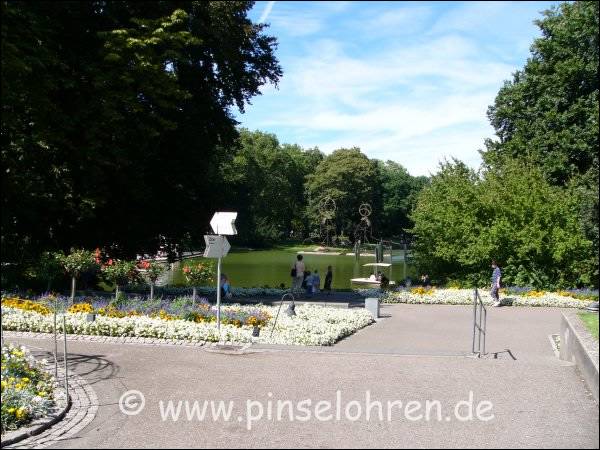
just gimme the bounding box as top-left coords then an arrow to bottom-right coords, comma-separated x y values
192,286 -> 197,306
70,276 -> 76,305
115,285 -> 120,302
150,282 -> 154,301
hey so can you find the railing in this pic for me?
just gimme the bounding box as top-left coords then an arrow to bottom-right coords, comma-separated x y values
472,288 -> 487,358
270,292 -> 296,337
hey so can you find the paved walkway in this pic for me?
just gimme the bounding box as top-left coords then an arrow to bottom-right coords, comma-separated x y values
4,304 -> 598,448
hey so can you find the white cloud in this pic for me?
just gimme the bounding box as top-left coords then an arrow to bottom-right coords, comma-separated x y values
239,1 -> 551,176
259,1 -> 276,23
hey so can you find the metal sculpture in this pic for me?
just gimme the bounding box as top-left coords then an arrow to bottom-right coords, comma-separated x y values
353,202 -> 374,244
317,196 -> 337,247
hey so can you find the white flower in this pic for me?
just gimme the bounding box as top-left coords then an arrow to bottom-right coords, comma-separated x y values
1,304 -> 374,347
381,288 -> 594,308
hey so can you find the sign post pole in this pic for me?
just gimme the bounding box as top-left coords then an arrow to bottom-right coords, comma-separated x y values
205,212 -> 237,343
217,253 -> 222,336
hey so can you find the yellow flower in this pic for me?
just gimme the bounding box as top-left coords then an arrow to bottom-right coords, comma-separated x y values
67,303 -> 94,314
15,407 -> 27,420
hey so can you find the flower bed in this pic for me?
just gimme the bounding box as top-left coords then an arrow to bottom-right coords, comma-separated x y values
1,298 -> 374,347
1,345 -> 55,434
122,285 -> 288,298
380,288 -> 595,308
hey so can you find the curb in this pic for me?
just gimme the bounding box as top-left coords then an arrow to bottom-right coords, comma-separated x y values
559,311 -> 599,402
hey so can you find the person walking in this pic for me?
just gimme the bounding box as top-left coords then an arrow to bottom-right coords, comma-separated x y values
491,260 -> 502,307
291,254 -> 305,293
324,266 -> 333,295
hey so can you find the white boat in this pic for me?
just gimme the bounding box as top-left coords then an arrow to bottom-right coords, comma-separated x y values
350,263 -> 395,286
350,278 -> 396,286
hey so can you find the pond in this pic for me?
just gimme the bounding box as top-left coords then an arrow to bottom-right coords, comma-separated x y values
165,248 -> 416,290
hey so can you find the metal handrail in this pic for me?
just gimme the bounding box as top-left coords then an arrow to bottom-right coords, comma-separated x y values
472,288 -> 487,357
270,292 -> 296,337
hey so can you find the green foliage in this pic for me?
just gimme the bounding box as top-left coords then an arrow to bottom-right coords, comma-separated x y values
484,1 -> 598,184
182,261 -> 214,286
377,160 -> 429,237
414,1 -> 600,289
221,130 -> 322,244
305,148 -> 380,235
55,249 -> 97,277
101,260 -> 141,287
138,260 -> 167,284
1,1 -> 282,268
411,160 -> 595,288
482,1 -> 599,284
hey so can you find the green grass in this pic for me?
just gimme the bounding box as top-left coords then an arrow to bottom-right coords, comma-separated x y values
578,312 -> 599,340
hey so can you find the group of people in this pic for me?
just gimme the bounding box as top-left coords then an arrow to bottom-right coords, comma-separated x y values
367,270 -> 390,289
291,254 -> 333,296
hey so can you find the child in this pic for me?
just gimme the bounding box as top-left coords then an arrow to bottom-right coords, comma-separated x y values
312,269 -> 321,295
304,270 -> 313,297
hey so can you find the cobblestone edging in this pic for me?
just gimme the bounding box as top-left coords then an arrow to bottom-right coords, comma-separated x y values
1,366 -> 98,449
3,330 -> 245,349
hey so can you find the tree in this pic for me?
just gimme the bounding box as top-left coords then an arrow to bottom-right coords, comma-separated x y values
482,1 -> 599,282
410,160 -> 595,288
55,249 -> 98,304
376,160 -> 428,237
221,129 -> 322,245
1,2 -> 282,279
101,259 -> 141,301
305,148 -> 380,240
138,260 -> 167,300
182,261 -> 215,302
483,1 -> 598,184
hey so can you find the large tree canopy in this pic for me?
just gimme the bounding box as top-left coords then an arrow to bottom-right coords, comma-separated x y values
411,1 -> 599,288
221,129 -> 323,245
1,1 -> 282,263
483,1 -> 598,185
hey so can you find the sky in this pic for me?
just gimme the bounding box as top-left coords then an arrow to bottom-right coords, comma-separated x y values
235,1 -> 558,176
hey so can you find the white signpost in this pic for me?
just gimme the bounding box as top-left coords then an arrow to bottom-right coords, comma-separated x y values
204,212 -> 237,337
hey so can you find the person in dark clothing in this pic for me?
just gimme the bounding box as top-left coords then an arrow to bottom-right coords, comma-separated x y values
380,273 -> 390,289
324,266 -> 333,295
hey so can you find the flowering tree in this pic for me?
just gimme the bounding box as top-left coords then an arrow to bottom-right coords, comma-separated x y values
182,261 -> 214,302
138,260 -> 167,300
101,260 -> 140,301
54,249 -> 98,304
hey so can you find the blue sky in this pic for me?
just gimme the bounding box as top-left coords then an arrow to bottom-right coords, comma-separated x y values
235,1 -> 558,176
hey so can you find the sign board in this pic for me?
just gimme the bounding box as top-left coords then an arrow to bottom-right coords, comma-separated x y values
204,235 -> 231,259
210,212 -> 238,235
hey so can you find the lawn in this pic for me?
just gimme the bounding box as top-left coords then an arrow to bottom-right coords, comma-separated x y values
578,312 -> 599,340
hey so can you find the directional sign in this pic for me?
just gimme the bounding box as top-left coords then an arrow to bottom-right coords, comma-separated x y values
204,235 -> 231,258
210,212 -> 238,235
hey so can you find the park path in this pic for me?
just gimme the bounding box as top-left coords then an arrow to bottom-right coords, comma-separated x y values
3,304 -> 598,449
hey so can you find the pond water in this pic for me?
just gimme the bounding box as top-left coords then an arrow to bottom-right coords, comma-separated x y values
166,249 -> 416,290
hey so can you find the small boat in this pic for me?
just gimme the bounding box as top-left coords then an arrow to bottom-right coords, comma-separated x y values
350,263 -> 395,286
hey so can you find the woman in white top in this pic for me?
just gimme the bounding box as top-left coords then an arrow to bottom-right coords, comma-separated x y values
292,254 -> 305,292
